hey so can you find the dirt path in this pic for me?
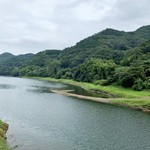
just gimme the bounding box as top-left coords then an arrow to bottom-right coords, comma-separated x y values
51,90 -> 112,104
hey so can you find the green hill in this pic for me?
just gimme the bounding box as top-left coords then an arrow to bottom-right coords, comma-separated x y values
28,50 -> 61,67
60,25 -> 150,67
0,52 -> 14,62
0,53 -> 34,76
0,25 -> 149,90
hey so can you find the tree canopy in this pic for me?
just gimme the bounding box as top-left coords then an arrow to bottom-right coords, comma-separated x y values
0,25 -> 149,91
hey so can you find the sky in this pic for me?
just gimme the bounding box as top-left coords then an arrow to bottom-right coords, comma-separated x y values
0,0 -> 150,55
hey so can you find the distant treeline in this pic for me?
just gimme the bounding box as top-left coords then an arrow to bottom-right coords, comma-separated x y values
0,25 -> 150,91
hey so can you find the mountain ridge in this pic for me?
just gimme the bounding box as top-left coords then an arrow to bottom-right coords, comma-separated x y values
0,25 -> 150,57
0,25 -> 149,90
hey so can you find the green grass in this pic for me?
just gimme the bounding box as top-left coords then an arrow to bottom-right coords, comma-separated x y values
83,84 -> 150,98
0,120 -> 3,126
28,77 -> 150,111
113,99 -> 150,110
0,120 -> 9,150
0,140 -> 9,150
31,77 -> 150,98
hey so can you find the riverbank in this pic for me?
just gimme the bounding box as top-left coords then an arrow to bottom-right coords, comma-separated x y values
0,120 -> 9,150
29,77 -> 150,113
51,90 -> 112,104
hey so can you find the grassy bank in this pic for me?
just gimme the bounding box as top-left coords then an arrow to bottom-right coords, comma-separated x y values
113,98 -> 150,111
0,120 -> 9,150
30,77 -> 150,111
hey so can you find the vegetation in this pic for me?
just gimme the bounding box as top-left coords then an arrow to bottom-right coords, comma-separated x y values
0,120 -> 9,150
72,58 -> 116,82
0,25 -> 149,149
114,99 -> 150,110
33,77 -> 150,98
31,77 -> 150,111
0,25 -> 149,91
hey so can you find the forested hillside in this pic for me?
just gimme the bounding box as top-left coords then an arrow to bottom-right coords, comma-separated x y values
59,25 -> 150,67
0,53 -> 34,75
0,25 -> 149,90
0,52 -> 14,62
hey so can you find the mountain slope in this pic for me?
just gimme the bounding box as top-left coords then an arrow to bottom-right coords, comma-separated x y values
0,52 -> 14,62
0,25 -> 149,84
60,25 -> 150,67
28,50 -> 61,67
0,53 -> 34,75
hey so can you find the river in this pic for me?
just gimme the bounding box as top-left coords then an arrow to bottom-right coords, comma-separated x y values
0,76 -> 150,150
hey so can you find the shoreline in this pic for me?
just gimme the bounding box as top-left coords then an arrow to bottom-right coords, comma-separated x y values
51,90 -> 112,104
27,77 -> 150,113
51,89 -> 150,113
0,120 -> 9,150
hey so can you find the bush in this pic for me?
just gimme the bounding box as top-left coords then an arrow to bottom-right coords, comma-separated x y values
119,73 -> 134,88
132,78 -> 144,91
144,78 -> 150,89
99,80 -> 110,86
55,68 -> 72,79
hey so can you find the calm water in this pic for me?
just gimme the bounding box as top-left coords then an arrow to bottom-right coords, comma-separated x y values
0,77 -> 150,150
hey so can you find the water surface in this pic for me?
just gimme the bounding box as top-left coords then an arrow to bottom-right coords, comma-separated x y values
0,77 -> 150,150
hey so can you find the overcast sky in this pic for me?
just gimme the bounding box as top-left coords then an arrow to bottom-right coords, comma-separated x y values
0,0 -> 149,55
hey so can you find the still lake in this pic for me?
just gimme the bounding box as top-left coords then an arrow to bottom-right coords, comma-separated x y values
0,76 -> 150,150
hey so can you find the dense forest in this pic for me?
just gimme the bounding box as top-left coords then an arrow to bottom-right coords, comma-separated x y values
0,25 -> 150,91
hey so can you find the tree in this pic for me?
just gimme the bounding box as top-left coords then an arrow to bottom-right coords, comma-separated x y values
46,59 -> 61,77
132,78 -> 144,91
73,58 -> 116,82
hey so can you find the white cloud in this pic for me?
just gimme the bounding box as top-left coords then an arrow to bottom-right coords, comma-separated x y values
0,0 -> 149,54
72,0 -> 116,22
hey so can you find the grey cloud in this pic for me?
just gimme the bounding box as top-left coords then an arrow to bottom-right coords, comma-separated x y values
111,0 -> 150,21
0,0 -> 149,54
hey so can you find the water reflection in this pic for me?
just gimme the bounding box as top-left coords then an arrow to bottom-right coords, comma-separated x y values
0,77 -> 150,150
26,86 -> 53,94
63,84 -> 109,98
0,84 -> 16,89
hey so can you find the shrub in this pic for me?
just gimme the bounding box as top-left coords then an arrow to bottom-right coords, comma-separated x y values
119,73 -> 134,88
143,78 -> 150,89
132,78 -> 144,91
